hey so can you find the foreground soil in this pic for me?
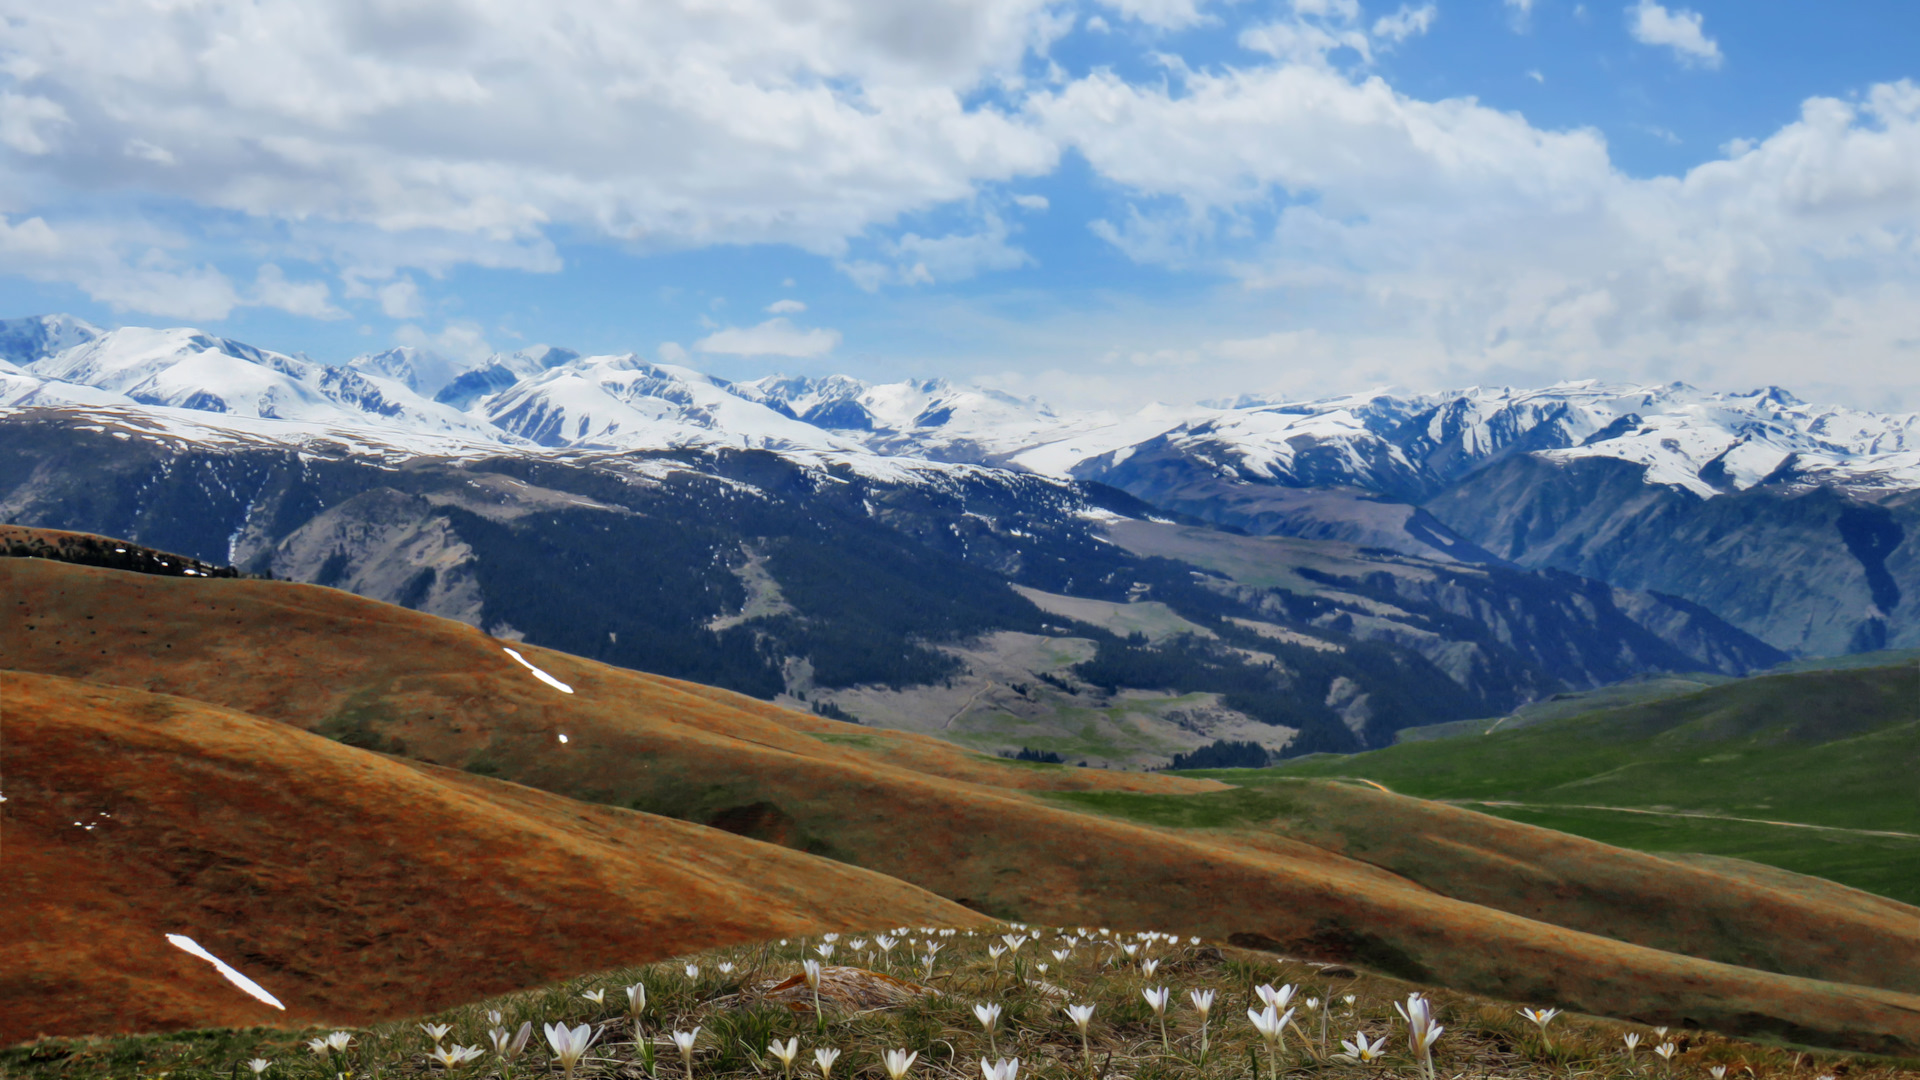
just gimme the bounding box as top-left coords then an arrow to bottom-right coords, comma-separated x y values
6,542 -> 1920,1055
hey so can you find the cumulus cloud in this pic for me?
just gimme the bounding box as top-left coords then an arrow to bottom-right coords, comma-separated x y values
766,298 -> 807,314
1371,4 -> 1436,43
1033,65 -> 1920,397
252,264 -> 346,319
0,0 -> 1059,259
839,213 -> 1032,290
696,317 -> 841,357
1627,1 -> 1723,68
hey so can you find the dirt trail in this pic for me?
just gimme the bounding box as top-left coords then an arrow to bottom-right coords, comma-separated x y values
1463,800 -> 1920,840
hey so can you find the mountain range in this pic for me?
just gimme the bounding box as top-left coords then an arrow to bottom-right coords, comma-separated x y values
2,313 -> 1912,759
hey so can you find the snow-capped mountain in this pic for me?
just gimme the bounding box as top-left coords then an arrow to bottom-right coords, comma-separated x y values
13,325 -> 521,452
5,315 -> 1920,503
1073,381 -> 1920,501
0,314 -> 101,367
481,354 -> 867,455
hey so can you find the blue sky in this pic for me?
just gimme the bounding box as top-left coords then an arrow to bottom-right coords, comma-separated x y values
2,0 -> 1918,408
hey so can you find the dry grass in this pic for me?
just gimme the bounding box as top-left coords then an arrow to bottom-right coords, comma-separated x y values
6,931 -> 1913,1080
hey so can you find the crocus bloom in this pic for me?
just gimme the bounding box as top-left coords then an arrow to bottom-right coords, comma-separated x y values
626,983 -> 648,1016
814,1047 -> 841,1080
685,964 -> 700,978
1256,984 -> 1298,1012
544,1023 -> 594,1080
883,1049 -> 918,1080
421,1023 -> 453,1044
488,1023 -> 533,1060
974,1002 -> 1003,1055
1394,994 -> 1443,1080
430,1045 -> 485,1069
327,1033 -> 353,1053
1141,959 -> 1160,977
1143,986 -> 1172,1049
673,1028 -> 701,1079
1711,1069 -> 1728,1080
247,1060 -> 270,1076
1519,1007 -> 1561,1050
1624,1034 -> 1642,1053
1655,1043 -> 1678,1062
769,1038 -> 800,1080
980,1057 -> 1020,1080
1335,1033 -> 1387,1064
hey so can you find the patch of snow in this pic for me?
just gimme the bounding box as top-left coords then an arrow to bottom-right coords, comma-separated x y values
503,647 -> 574,693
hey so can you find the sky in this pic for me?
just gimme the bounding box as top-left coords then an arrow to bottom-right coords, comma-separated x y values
1,0 -> 1917,410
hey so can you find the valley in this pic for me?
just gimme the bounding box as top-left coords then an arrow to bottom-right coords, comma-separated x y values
6,540 -> 1920,1056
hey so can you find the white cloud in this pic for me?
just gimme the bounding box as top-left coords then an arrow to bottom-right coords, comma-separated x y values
1627,1 -> 1723,69
396,320 -> 493,364
378,278 -> 425,319
1371,4 -> 1436,43
0,92 -> 67,154
1095,0 -> 1208,30
0,212 -> 242,319
766,298 -> 807,314
1012,193 -> 1050,211
1528,70 -> 1546,83
1032,67 -> 1920,401
658,341 -> 690,364
252,264 -> 346,319
839,213 -> 1032,290
695,317 -> 841,357
0,0 -> 1060,266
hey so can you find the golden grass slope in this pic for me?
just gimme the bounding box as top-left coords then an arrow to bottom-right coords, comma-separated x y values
6,548 -> 1920,1055
0,671 -> 982,1045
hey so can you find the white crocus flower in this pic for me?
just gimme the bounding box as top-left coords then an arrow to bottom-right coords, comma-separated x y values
1065,1001 -> 1097,1070
718,963 -> 736,976
1520,1007 -> 1562,1050
326,1033 -> 354,1054
582,989 -> 606,1006
430,1045 -> 485,1069
1051,949 -> 1071,962
974,1002 -> 1003,1055
247,1060 -> 271,1077
673,1028 -> 701,1080
815,943 -> 836,960
1248,1005 -> 1293,1080
488,1022 -> 533,1061
421,1023 -> 453,1044
544,1023 -> 594,1080
307,1038 -> 331,1058
980,1057 -> 1020,1080
883,1049 -> 918,1080
769,1038 -> 801,1080
1655,1042 -> 1679,1063
803,959 -> 826,1018
1143,986 -> 1172,1049
1141,958 -> 1160,978
1256,984 -> 1298,1013
814,1047 -> 841,1080
822,933 -> 841,942
685,964 -> 701,979
1711,1068 -> 1728,1080
1335,1032 -> 1387,1064
1624,1033 -> 1643,1054
1394,994 -> 1443,1080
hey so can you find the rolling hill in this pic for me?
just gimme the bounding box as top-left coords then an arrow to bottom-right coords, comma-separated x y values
1262,660 -> 1920,903
6,532 -> 1920,1055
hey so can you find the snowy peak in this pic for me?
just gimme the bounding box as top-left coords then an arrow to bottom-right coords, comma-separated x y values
480,354 -> 864,454
21,325 -> 516,448
0,314 -> 102,367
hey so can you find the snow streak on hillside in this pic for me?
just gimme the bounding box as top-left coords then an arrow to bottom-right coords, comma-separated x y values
4,315 -> 1919,498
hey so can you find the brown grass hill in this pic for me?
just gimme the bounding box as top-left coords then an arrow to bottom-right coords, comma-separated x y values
6,536 -> 1920,1055
1,670 -> 982,1045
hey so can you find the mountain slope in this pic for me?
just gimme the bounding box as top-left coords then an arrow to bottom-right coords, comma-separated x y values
1265,659 -> 1920,902
0,419 -> 1791,758
2,670 -> 978,1044
8,548 -> 1920,1054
